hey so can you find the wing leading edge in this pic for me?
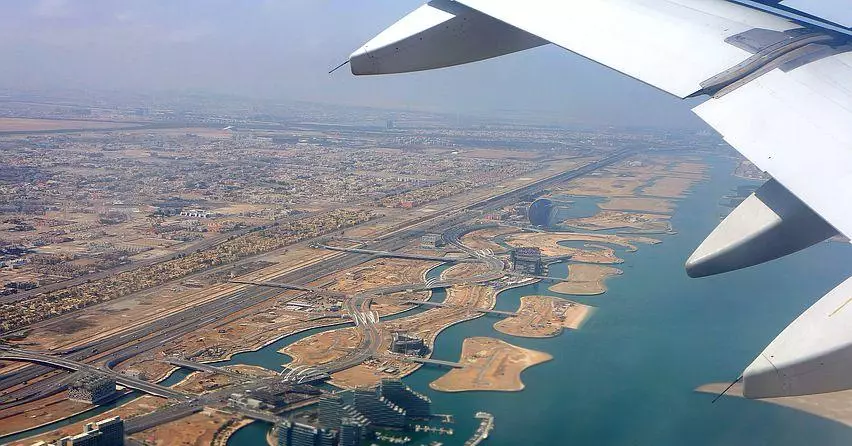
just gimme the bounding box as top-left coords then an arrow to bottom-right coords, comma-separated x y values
347,0 -> 852,399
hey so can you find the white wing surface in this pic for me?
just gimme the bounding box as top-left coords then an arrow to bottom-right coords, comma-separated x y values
456,0 -> 800,97
348,0 -> 852,399
694,51 -> 852,237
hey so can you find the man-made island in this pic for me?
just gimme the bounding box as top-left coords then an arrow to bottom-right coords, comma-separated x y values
430,337 -> 552,392
494,295 -> 594,337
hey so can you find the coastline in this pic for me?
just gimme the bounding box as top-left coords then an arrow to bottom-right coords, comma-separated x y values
429,337 -> 553,393
494,296 -> 595,338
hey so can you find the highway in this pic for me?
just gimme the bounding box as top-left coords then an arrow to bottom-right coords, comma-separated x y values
125,402 -> 204,435
465,147 -> 637,212
0,208 -> 342,307
402,300 -> 516,317
326,295 -> 382,374
0,147 -> 639,416
0,233 -> 413,407
404,357 -> 464,368
0,283 -> 292,408
226,280 -> 347,299
162,358 -> 247,381
0,347 -> 190,400
314,244 -> 476,263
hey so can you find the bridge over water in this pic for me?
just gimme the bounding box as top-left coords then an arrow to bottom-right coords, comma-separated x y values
0,347 -> 190,400
402,300 -> 517,317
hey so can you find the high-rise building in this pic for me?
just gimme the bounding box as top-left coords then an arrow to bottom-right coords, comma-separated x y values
511,247 -> 543,275
390,332 -> 428,356
353,388 -> 406,428
54,417 -> 124,446
379,379 -> 431,419
339,417 -> 367,446
291,423 -> 320,446
277,420 -> 290,446
318,395 -> 345,429
277,420 -> 336,446
92,417 -> 124,445
317,429 -> 335,446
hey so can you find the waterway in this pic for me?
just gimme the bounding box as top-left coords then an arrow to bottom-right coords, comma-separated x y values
227,152 -> 852,445
0,369 -> 193,444
213,263 -> 452,373
8,153 -> 850,446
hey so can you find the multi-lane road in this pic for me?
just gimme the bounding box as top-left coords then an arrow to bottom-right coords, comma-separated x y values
0,347 -> 190,400
0,147 -> 639,415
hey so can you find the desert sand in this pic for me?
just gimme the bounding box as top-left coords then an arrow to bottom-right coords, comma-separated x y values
430,337 -> 552,392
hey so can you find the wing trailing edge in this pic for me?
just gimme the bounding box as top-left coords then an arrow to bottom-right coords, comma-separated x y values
349,0 -> 546,76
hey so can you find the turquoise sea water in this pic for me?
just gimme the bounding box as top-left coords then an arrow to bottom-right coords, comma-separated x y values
396,155 -> 852,445
229,153 -> 852,445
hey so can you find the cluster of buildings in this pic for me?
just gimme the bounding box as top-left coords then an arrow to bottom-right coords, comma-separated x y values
31,417 -> 124,446
229,383 -> 322,412
0,119 -> 540,300
0,208 -> 376,333
389,332 -> 429,357
277,379 -> 432,446
277,420 -> 336,446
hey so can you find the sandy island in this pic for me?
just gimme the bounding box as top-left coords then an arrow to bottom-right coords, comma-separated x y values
280,284 -> 497,389
281,326 -> 362,368
549,264 -> 623,296
494,295 -> 594,337
696,382 -> 852,428
598,196 -> 674,214
429,337 -> 552,392
503,232 -> 659,263
641,176 -> 697,198
441,262 -> 496,281
563,210 -> 672,233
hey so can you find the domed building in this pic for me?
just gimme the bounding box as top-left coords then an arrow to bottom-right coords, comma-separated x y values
527,198 -> 557,227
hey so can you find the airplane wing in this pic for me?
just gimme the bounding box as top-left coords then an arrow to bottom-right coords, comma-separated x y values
347,0 -> 852,399
739,0 -> 852,31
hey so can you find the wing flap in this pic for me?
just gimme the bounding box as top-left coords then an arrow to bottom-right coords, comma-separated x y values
456,0 -> 801,97
693,50 -> 852,238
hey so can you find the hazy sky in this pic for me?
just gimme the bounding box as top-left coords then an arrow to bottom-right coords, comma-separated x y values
0,0 -> 706,128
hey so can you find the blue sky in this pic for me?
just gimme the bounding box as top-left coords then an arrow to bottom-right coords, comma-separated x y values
0,0 -> 705,128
